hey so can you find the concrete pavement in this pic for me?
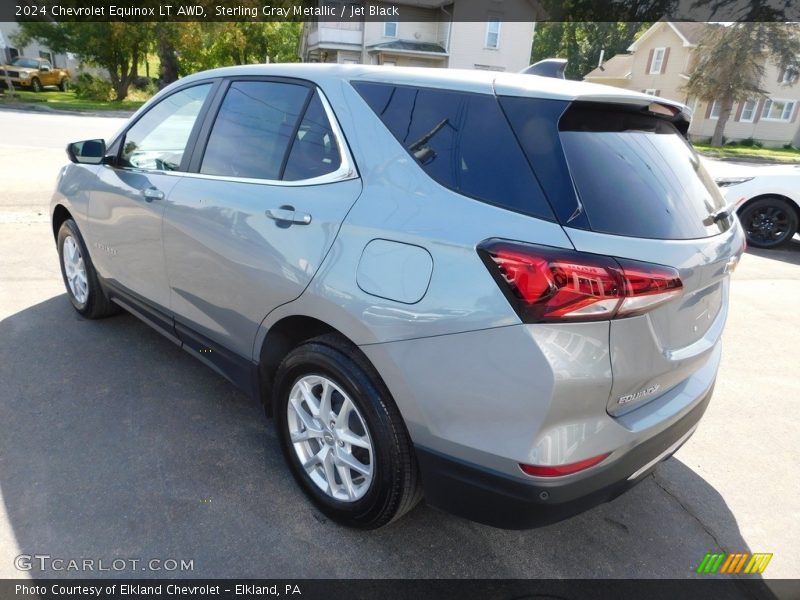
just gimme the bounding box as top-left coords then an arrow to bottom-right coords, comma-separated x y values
0,109 -> 798,583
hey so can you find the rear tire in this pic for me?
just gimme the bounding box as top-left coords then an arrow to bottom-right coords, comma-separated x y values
59,78 -> 69,92
57,219 -> 119,319
273,334 -> 422,529
739,197 -> 798,248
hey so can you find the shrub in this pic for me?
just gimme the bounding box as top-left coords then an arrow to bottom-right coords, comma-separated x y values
783,143 -> 795,150
737,137 -> 764,148
72,73 -> 113,102
131,76 -> 158,94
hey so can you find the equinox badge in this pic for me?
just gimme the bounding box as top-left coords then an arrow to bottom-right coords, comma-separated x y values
618,384 -> 661,405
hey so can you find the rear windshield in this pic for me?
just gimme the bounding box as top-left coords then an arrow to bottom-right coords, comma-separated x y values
505,100 -> 730,240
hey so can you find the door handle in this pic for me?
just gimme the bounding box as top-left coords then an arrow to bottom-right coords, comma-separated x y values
141,187 -> 164,201
265,206 -> 312,225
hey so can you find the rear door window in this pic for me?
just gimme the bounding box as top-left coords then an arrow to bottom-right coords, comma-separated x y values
283,92 -> 342,181
201,81 -> 344,182
201,81 -> 310,180
353,82 -> 554,221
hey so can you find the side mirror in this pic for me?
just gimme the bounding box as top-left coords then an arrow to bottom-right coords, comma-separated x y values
67,139 -> 106,165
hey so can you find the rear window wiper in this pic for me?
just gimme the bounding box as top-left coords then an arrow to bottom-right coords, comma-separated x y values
407,118 -> 450,163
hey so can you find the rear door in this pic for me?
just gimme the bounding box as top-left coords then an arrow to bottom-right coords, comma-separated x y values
162,78 -> 361,359
502,98 -> 744,415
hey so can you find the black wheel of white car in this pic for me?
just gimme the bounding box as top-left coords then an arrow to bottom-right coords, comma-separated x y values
273,334 -> 422,529
31,77 -> 42,92
57,219 -> 118,319
739,197 -> 799,248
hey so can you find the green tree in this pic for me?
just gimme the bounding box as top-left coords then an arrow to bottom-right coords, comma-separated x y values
531,22 -> 650,80
155,23 -> 180,87
684,23 -> 800,147
14,22 -> 152,100
168,23 -> 301,77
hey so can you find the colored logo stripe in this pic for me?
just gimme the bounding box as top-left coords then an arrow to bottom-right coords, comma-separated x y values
696,552 -> 773,574
744,553 -> 773,574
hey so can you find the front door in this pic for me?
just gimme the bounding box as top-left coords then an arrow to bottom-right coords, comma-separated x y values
88,83 -> 214,312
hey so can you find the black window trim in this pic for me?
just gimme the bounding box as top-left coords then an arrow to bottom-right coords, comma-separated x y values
184,75 -> 359,187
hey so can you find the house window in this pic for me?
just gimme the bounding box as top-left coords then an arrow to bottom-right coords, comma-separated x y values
644,89 -> 657,96
709,100 -> 721,119
740,99 -> 756,122
8,47 -> 19,61
485,19 -> 501,49
650,47 -> 666,74
781,67 -> 799,84
762,98 -> 796,121
383,21 -> 398,38
382,59 -> 396,67
38,50 -> 53,65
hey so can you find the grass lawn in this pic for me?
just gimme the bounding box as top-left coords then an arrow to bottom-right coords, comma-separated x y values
0,89 -> 145,113
693,142 -> 800,163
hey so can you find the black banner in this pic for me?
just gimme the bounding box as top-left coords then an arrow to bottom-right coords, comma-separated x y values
4,0 -> 800,23
1,579 -> 799,600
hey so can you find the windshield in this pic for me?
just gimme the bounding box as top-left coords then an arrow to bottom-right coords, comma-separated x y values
11,58 -> 40,69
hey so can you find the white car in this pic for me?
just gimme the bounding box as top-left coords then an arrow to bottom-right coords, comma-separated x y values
715,165 -> 800,248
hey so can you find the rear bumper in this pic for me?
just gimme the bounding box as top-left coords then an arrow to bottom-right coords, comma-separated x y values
416,382 -> 713,529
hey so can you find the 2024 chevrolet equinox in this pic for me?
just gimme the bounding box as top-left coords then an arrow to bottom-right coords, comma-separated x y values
51,64 -> 744,529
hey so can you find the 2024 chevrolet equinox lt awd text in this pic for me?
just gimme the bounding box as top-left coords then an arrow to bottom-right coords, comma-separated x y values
51,64 -> 744,529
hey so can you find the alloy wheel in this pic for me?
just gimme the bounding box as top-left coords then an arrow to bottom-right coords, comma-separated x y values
744,205 -> 791,245
286,374 -> 374,502
62,235 -> 89,304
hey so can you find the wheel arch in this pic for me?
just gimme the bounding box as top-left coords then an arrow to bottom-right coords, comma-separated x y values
738,193 -> 800,224
257,315 -> 354,416
52,204 -> 73,240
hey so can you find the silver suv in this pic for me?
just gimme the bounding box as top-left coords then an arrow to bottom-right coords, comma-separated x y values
52,65 -> 744,529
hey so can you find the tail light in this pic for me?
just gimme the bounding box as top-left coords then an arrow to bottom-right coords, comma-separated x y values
478,239 -> 683,323
520,452 -> 611,477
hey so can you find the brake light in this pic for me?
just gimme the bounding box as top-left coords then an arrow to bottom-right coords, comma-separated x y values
520,452 -> 611,477
478,240 -> 682,323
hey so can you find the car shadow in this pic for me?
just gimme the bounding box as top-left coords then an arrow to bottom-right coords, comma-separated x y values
0,296 -> 781,591
746,237 -> 800,266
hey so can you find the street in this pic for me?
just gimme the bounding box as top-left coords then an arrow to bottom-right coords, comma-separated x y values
0,108 -> 798,582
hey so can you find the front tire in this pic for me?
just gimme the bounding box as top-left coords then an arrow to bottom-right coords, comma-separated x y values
31,77 -> 42,92
273,334 -> 422,529
739,197 -> 799,248
57,219 -> 118,319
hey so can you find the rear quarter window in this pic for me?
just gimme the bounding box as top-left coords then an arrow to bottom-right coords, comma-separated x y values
352,81 -> 554,221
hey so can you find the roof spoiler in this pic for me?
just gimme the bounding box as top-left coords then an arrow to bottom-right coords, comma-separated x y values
520,59 -> 567,79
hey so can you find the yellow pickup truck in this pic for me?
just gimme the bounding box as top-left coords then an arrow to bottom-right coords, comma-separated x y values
0,56 -> 70,92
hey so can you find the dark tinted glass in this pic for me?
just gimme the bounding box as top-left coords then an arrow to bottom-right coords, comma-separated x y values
201,81 -> 310,180
353,82 -> 553,220
283,92 -> 342,181
558,105 -> 728,239
119,84 -> 211,171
